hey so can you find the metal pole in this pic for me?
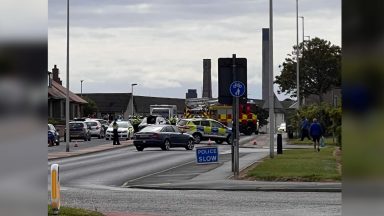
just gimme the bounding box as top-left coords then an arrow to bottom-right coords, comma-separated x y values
131,85 -> 134,116
300,16 -> 304,57
80,80 -> 83,97
235,96 -> 240,178
296,0 -> 300,109
269,0 -> 274,158
65,0 -> 70,152
231,54 -> 236,172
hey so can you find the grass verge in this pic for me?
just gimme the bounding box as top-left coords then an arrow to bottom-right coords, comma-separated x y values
48,205 -> 104,216
246,147 -> 341,182
288,136 -> 337,146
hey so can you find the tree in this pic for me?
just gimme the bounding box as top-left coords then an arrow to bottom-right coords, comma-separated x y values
82,96 -> 98,117
275,37 -> 341,102
253,106 -> 269,128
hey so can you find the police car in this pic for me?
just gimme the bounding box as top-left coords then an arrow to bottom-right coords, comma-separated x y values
176,118 -> 232,144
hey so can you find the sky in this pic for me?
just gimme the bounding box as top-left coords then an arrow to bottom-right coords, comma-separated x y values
48,0 -> 341,100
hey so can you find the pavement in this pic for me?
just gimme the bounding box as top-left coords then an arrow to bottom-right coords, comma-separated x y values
48,133 -> 341,192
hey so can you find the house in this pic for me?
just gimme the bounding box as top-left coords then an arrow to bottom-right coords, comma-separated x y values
48,65 -> 87,121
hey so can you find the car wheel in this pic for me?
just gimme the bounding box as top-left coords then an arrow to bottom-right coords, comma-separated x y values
84,136 -> 87,141
136,146 -> 144,151
192,133 -> 202,144
55,140 -> 60,146
162,139 -> 171,151
185,139 -> 194,150
215,139 -> 223,144
226,134 -> 232,145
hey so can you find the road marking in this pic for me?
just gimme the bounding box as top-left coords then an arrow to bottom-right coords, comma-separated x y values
122,160 -> 195,187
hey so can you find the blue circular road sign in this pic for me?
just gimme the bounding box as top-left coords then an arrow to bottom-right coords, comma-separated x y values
229,81 -> 245,97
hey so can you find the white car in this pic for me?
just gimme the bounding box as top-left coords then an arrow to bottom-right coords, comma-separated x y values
278,122 -> 286,132
105,120 -> 134,140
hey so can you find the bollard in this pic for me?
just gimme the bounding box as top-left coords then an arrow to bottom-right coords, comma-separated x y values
51,164 -> 60,215
277,133 -> 283,154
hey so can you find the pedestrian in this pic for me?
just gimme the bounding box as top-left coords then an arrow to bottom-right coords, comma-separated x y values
300,117 -> 311,141
112,120 -> 120,145
309,118 -> 323,152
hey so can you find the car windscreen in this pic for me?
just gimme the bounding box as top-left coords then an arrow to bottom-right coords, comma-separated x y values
70,123 -> 84,129
85,122 -> 98,126
140,126 -> 164,132
177,120 -> 188,126
109,122 -> 130,128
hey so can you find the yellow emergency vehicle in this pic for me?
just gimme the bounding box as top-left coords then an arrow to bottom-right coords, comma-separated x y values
176,118 -> 232,144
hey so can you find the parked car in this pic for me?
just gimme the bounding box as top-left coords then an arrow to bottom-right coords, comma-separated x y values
92,119 -> 110,134
138,115 -> 168,131
278,122 -> 286,132
85,120 -> 105,138
68,121 -> 91,141
48,124 -> 60,146
105,120 -> 134,140
133,125 -> 195,151
176,118 -> 232,144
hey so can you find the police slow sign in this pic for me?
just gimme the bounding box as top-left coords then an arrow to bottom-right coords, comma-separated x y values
196,146 -> 219,164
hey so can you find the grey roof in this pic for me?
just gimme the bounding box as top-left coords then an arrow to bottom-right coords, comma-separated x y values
80,93 -> 186,114
49,81 -> 87,104
281,99 -> 296,109
262,94 -> 284,110
81,93 -> 131,113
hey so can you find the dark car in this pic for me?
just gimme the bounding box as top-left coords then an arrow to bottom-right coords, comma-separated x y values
133,125 -> 195,151
68,121 -> 91,142
48,124 -> 60,146
137,115 -> 168,131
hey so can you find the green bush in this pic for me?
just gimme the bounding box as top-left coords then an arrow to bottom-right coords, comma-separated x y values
288,103 -> 342,146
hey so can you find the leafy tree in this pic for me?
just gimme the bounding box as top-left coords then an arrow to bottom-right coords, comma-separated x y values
253,106 -> 269,127
82,96 -> 98,117
275,37 -> 341,102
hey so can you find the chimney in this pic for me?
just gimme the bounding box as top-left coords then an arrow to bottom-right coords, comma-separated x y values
262,28 -> 269,101
202,59 -> 212,98
52,65 -> 62,85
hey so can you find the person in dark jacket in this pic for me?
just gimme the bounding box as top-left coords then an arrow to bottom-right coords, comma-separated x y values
309,118 -> 323,152
112,120 -> 120,145
300,117 -> 311,141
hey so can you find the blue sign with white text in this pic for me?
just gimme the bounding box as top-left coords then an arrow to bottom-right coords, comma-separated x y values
196,147 -> 219,164
230,81 -> 245,97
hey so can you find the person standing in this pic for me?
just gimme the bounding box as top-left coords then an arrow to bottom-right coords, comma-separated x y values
300,117 -> 311,141
309,118 -> 323,152
112,120 -> 120,145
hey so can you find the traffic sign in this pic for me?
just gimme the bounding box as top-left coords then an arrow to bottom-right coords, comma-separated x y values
196,146 -> 219,164
229,81 -> 245,97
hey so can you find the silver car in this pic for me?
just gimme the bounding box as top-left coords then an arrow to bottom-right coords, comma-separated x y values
105,120 -> 134,140
85,120 -> 105,138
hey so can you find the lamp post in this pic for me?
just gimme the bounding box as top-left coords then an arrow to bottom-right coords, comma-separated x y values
296,0 -> 300,109
65,0 -> 70,152
299,16 -> 304,55
269,0 -> 274,159
131,83 -> 138,116
80,80 -> 84,97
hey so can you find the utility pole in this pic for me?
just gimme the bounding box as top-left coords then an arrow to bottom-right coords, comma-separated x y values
80,80 -> 84,97
269,0 -> 275,158
65,0 -> 70,152
296,0 -> 300,109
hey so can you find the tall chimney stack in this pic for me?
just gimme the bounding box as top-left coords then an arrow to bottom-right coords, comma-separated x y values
202,59 -> 212,98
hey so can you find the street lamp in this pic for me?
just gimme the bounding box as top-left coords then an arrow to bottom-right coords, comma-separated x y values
80,80 -> 84,97
131,83 -> 138,116
299,16 -> 304,54
65,0 -> 70,152
296,0 -> 300,109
